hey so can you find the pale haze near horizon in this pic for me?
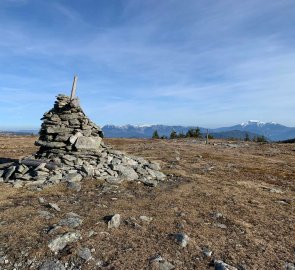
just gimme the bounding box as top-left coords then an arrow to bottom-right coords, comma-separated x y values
0,0 -> 295,130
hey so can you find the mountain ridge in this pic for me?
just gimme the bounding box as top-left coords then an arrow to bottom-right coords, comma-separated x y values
102,121 -> 295,141
2,121 -> 295,141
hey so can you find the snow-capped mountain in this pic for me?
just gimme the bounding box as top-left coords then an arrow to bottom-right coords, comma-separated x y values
102,121 -> 295,141
212,121 -> 295,141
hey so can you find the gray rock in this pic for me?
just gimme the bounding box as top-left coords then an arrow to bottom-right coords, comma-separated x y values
173,233 -> 189,247
153,170 -> 166,181
25,179 -> 46,186
35,141 -> 66,148
104,176 -> 123,184
74,136 -> 102,151
38,210 -> 55,219
4,166 -> 16,180
111,165 -> 138,180
48,203 -> 61,212
17,164 -> 29,174
202,246 -> 212,257
81,164 -> 94,176
39,259 -> 65,270
77,247 -> 92,261
150,255 -> 175,270
64,173 -> 83,182
147,162 -> 161,171
286,263 -> 295,270
108,214 -> 121,229
69,132 -> 82,144
39,197 -> 45,204
139,216 -> 153,223
214,260 -> 238,270
216,223 -> 227,229
0,170 -> 4,177
141,178 -> 158,187
13,180 -> 24,188
48,232 -> 81,253
35,163 -> 48,171
67,181 -> 81,191
49,173 -> 63,183
59,214 -> 83,228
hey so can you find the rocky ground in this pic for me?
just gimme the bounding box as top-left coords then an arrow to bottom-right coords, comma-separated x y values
0,136 -> 294,270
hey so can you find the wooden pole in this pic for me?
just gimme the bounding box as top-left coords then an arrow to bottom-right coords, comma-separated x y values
70,75 -> 78,100
206,129 -> 209,144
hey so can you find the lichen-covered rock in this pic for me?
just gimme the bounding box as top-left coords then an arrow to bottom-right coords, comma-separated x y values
74,136 -> 102,151
48,232 -> 81,253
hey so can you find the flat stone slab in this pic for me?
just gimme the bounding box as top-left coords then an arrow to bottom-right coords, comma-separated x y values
74,136 -> 102,151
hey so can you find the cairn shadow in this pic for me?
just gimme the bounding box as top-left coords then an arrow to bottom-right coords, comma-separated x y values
0,157 -> 18,164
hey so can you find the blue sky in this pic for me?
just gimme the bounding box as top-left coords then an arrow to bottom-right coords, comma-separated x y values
0,0 -> 295,129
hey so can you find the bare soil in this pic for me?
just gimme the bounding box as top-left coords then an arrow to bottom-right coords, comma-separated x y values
0,136 -> 294,269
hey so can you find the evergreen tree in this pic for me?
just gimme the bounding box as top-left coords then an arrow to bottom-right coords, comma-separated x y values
244,132 -> 250,141
177,131 -> 185,138
170,130 -> 177,139
185,127 -> 201,138
152,130 -> 159,139
256,135 -> 267,142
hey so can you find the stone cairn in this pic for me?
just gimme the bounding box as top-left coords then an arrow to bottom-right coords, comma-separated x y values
0,78 -> 165,189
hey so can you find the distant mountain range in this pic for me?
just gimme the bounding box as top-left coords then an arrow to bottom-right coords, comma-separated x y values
102,121 -> 295,141
1,121 -> 295,141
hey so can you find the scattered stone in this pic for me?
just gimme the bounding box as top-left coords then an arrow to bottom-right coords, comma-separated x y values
38,197 -> 45,204
275,200 -> 290,205
59,213 -> 83,228
48,203 -> 61,212
139,216 -> 153,223
64,173 -> 83,182
212,212 -> 223,219
269,188 -> 283,193
67,181 -> 81,191
111,165 -> 138,180
48,232 -> 81,253
39,259 -> 65,270
107,214 -> 121,229
13,180 -> 24,188
286,263 -> 295,270
214,260 -> 238,270
141,178 -> 158,187
4,166 -> 16,180
216,223 -> 227,229
77,247 -> 92,261
150,255 -> 175,270
202,246 -> 212,257
38,210 -> 55,220
173,233 -> 189,247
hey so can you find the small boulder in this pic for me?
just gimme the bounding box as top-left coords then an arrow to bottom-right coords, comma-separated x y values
173,233 -> 189,247
77,247 -> 92,261
48,203 -> 61,212
107,214 -> 121,229
214,260 -> 238,270
48,232 -> 81,253
39,260 -> 65,270
150,255 -> 175,270
74,136 -> 102,151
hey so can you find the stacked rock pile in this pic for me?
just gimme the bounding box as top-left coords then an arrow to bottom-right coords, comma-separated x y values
0,94 -> 165,188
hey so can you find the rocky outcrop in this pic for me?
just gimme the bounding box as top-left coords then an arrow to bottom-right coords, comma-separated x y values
0,94 -> 166,188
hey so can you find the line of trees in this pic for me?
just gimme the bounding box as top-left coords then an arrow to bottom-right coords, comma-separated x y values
152,128 -> 213,140
244,132 -> 268,142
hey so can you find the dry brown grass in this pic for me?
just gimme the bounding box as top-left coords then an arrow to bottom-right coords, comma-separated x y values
0,136 -> 294,269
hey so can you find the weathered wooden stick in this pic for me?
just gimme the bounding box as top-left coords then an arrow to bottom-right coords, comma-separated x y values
20,159 -> 58,170
70,75 -> 78,100
206,129 -> 209,145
